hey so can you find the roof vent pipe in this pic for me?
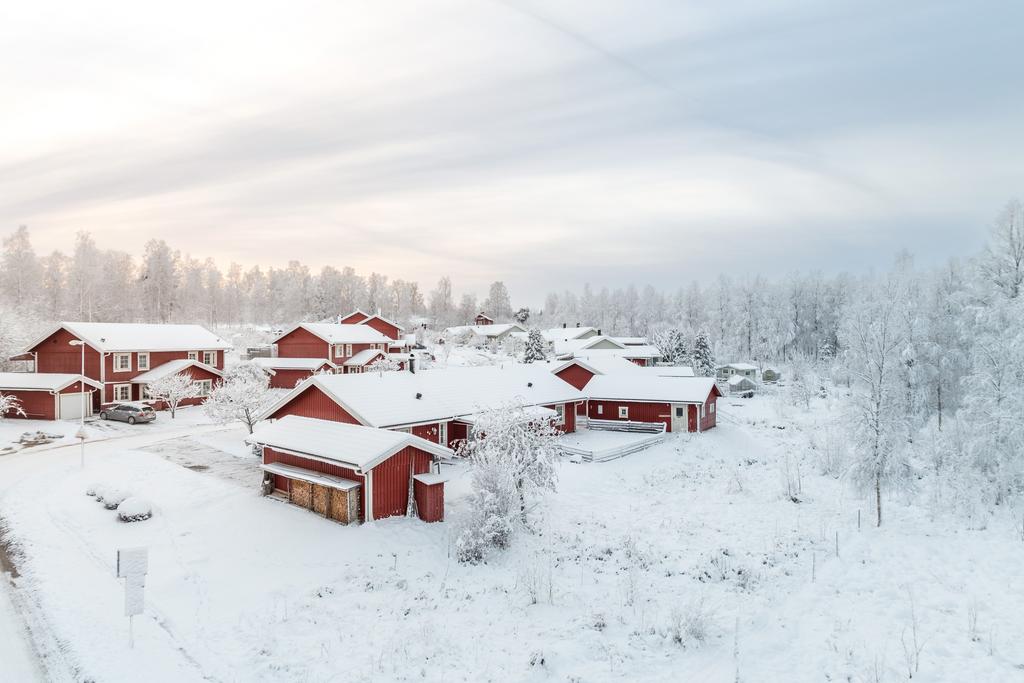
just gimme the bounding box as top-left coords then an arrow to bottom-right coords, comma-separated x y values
527,382 -> 533,387
415,392 -> 422,399
597,329 -> 602,335
563,322 -> 567,328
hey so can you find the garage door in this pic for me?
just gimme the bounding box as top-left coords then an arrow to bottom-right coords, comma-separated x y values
59,393 -> 92,420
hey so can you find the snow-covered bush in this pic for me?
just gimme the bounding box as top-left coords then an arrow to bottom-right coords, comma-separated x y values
368,356 -> 402,373
692,332 -> 715,377
667,598 -> 714,646
521,329 -> 546,363
454,404 -> 561,563
203,362 -> 274,433
0,392 -> 25,419
101,489 -> 130,510
117,497 -> 153,522
146,372 -> 201,418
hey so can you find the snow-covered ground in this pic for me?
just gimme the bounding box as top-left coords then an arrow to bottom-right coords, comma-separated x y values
0,393 -> 1021,681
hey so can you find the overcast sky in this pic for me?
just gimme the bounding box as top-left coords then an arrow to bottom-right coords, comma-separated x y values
2,0 -> 1022,301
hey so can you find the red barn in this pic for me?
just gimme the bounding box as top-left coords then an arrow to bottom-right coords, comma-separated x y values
251,357 -> 337,388
251,415 -> 452,523
274,323 -> 391,368
259,365 -> 584,450
131,359 -> 224,409
21,322 -> 231,409
0,373 -> 102,420
583,375 -> 721,433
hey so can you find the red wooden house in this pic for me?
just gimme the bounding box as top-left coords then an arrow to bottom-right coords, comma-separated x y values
250,415 -> 453,523
274,323 -> 392,370
20,322 -> 231,408
474,312 -> 494,326
0,373 -> 102,420
259,365 -> 584,451
338,310 -> 404,341
582,375 -> 721,433
251,357 -> 337,389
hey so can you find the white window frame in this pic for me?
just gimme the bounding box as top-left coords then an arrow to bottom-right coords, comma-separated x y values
438,422 -> 448,445
187,351 -> 198,361
554,404 -> 565,425
195,379 -> 213,397
345,343 -> 353,357
597,404 -> 603,415
710,403 -> 715,414
113,383 -> 132,401
618,406 -> 629,419
113,353 -> 132,372
137,352 -> 150,371
202,350 -> 217,366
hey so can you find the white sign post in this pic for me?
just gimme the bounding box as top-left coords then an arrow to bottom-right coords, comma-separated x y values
116,547 -> 148,648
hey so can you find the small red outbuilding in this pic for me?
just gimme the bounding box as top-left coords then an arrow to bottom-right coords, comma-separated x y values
0,373 -> 102,420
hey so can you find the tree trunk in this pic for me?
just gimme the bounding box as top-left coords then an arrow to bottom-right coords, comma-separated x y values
875,471 -> 882,527
936,383 -> 943,431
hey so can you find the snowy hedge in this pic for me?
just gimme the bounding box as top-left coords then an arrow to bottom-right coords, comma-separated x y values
117,497 -> 153,522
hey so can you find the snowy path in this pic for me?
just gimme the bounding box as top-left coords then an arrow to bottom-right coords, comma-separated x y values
0,572 -> 44,681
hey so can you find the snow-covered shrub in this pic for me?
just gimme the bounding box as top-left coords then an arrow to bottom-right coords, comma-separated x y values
116,497 -> 152,522
146,372 -> 201,418
85,483 -> 103,497
521,329 -> 546,363
667,598 -> 714,646
0,392 -> 25,419
101,489 -> 130,510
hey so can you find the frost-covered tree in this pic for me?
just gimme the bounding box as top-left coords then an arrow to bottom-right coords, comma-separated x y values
203,363 -> 273,433
980,199 -> 1024,299
455,405 -> 561,562
841,272 -> 912,527
139,239 -> 179,323
521,329 -> 546,363
1,226 -> 40,310
513,307 -> 530,325
428,276 -> 454,327
145,372 -> 201,419
692,332 -> 716,377
483,281 -> 512,321
0,392 -> 25,419
368,356 -> 402,374
653,328 -> 690,366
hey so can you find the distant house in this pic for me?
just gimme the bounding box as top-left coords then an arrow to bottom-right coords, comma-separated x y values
584,376 -> 721,433
0,373 -> 102,420
20,322 -> 231,408
133,359 -> 224,409
474,312 -> 494,326
250,415 -> 453,523
728,374 -> 757,397
274,323 -> 391,368
542,324 -> 599,344
717,363 -> 758,381
444,323 -> 526,345
337,310 -> 404,342
251,357 -> 337,389
554,335 -> 663,367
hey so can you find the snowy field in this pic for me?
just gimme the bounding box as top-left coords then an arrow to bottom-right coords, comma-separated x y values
1,393 -> 1021,681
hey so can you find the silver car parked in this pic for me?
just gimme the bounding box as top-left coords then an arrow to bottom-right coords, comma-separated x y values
99,402 -> 156,425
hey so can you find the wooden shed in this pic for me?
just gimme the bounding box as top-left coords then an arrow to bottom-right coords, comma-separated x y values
250,415 -> 453,523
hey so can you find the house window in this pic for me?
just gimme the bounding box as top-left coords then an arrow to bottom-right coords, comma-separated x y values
554,404 -> 565,425
187,351 -> 198,361
137,352 -> 150,371
113,384 -> 132,401
597,405 -> 603,415
618,406 -> 629,419
345,344 -> 353,357
202,350 -> 216,366
439,422 -> 448,445
700,404 -> 705,418
675,407 -> 684,418
114,353 -> 132,372
710,403 -> 715,414
195,379 -> 213,397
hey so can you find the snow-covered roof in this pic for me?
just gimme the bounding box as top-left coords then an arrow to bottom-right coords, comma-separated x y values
344,349 -> 386,367
573,346 -> 662,361
612,337 -> 649,346
276,323 -> 391,345
552,356 -> 644,376
641,366 -> 695,378
728,374 -> 757,386
361,313 -> 404,332
27,322 -> 232,353
250,415 -> 451,471
262,365 -> 585,428
542,326 -> 598,343
445,323 -> 526,338
0,373 -> 102,392
458,405 -> 557,425
131,359 -> 223,383
720,363 -> 758,371
250,357 -> 336,371
552,336 -> 627,356
585,376 -> 719,404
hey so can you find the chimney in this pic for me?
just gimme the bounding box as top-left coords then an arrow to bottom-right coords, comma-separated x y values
562,322 -> 567,329
576,322 -> 580,328
598,329 -> 602,335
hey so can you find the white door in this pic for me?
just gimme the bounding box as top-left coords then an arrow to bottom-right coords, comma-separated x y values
59,393 -> 92,420
670,404 -> 686,433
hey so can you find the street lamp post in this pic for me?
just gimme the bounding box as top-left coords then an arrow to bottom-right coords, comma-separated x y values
69,340 -> 87,468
